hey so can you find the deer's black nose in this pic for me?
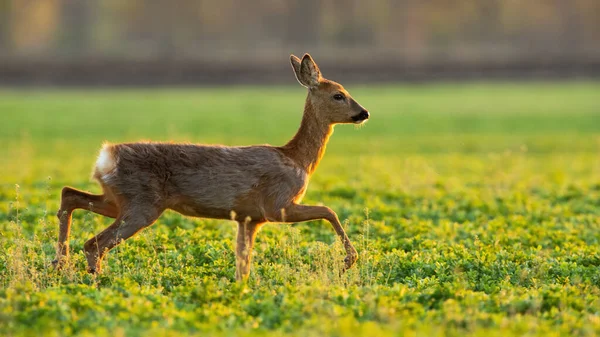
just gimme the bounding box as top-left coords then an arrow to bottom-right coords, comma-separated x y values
359,110 -> 370,120
352,109 -> 370,122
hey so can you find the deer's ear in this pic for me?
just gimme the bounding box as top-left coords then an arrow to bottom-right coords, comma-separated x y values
294,53 -> 321,88
290,54 -> 304,86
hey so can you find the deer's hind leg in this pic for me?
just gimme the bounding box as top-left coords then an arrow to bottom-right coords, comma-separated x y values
54,187 -> 119,268
84,203 -> 163,274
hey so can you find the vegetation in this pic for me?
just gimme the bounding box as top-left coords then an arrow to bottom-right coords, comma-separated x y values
1,82 -> 599,336
5,0 -> 600,62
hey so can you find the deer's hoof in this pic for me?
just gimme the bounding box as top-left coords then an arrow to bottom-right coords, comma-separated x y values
343,252 -> 358,270
51,257 -> 68,270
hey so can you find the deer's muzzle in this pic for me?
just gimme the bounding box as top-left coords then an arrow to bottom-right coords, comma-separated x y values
352,110 -> 370,123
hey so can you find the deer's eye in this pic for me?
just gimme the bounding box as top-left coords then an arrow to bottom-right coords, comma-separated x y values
333,94 -> 345,101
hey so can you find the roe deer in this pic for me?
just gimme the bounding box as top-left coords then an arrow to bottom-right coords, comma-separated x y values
53,53 -> 370,281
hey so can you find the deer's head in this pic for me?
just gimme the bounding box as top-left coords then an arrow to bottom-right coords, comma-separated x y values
291,54 -> 369,125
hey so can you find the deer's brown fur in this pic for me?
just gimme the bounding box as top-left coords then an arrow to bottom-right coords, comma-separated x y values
53,54 -> 370,281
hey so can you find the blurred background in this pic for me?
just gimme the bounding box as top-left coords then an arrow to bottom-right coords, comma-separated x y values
1,0 -> 599,86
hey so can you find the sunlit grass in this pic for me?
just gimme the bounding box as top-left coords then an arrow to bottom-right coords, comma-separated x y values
1,82 -> 599,336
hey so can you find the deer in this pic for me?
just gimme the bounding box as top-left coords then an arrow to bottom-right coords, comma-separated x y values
53,53 -> 370,281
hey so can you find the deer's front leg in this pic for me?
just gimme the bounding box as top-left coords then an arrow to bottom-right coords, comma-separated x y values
279,204 -> 358,270
235,220 -> 262,282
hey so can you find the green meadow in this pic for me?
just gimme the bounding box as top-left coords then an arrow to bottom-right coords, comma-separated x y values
0,82 -> 599,336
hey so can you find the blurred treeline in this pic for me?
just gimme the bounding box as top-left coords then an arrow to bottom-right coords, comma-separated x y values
1,0 -> 599,84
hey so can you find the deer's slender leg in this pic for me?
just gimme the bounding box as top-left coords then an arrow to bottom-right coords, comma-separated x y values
54,187 -> 119,267
235,220 -> 263,282
278,204 -> 358,270
83,204 -> 163,274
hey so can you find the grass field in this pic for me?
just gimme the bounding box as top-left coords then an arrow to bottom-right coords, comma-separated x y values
1,82 -> 599,336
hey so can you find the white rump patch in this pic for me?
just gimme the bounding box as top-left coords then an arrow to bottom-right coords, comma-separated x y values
95,143 -> 116,179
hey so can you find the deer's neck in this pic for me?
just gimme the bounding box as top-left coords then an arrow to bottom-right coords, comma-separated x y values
282,99 -> 333,175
